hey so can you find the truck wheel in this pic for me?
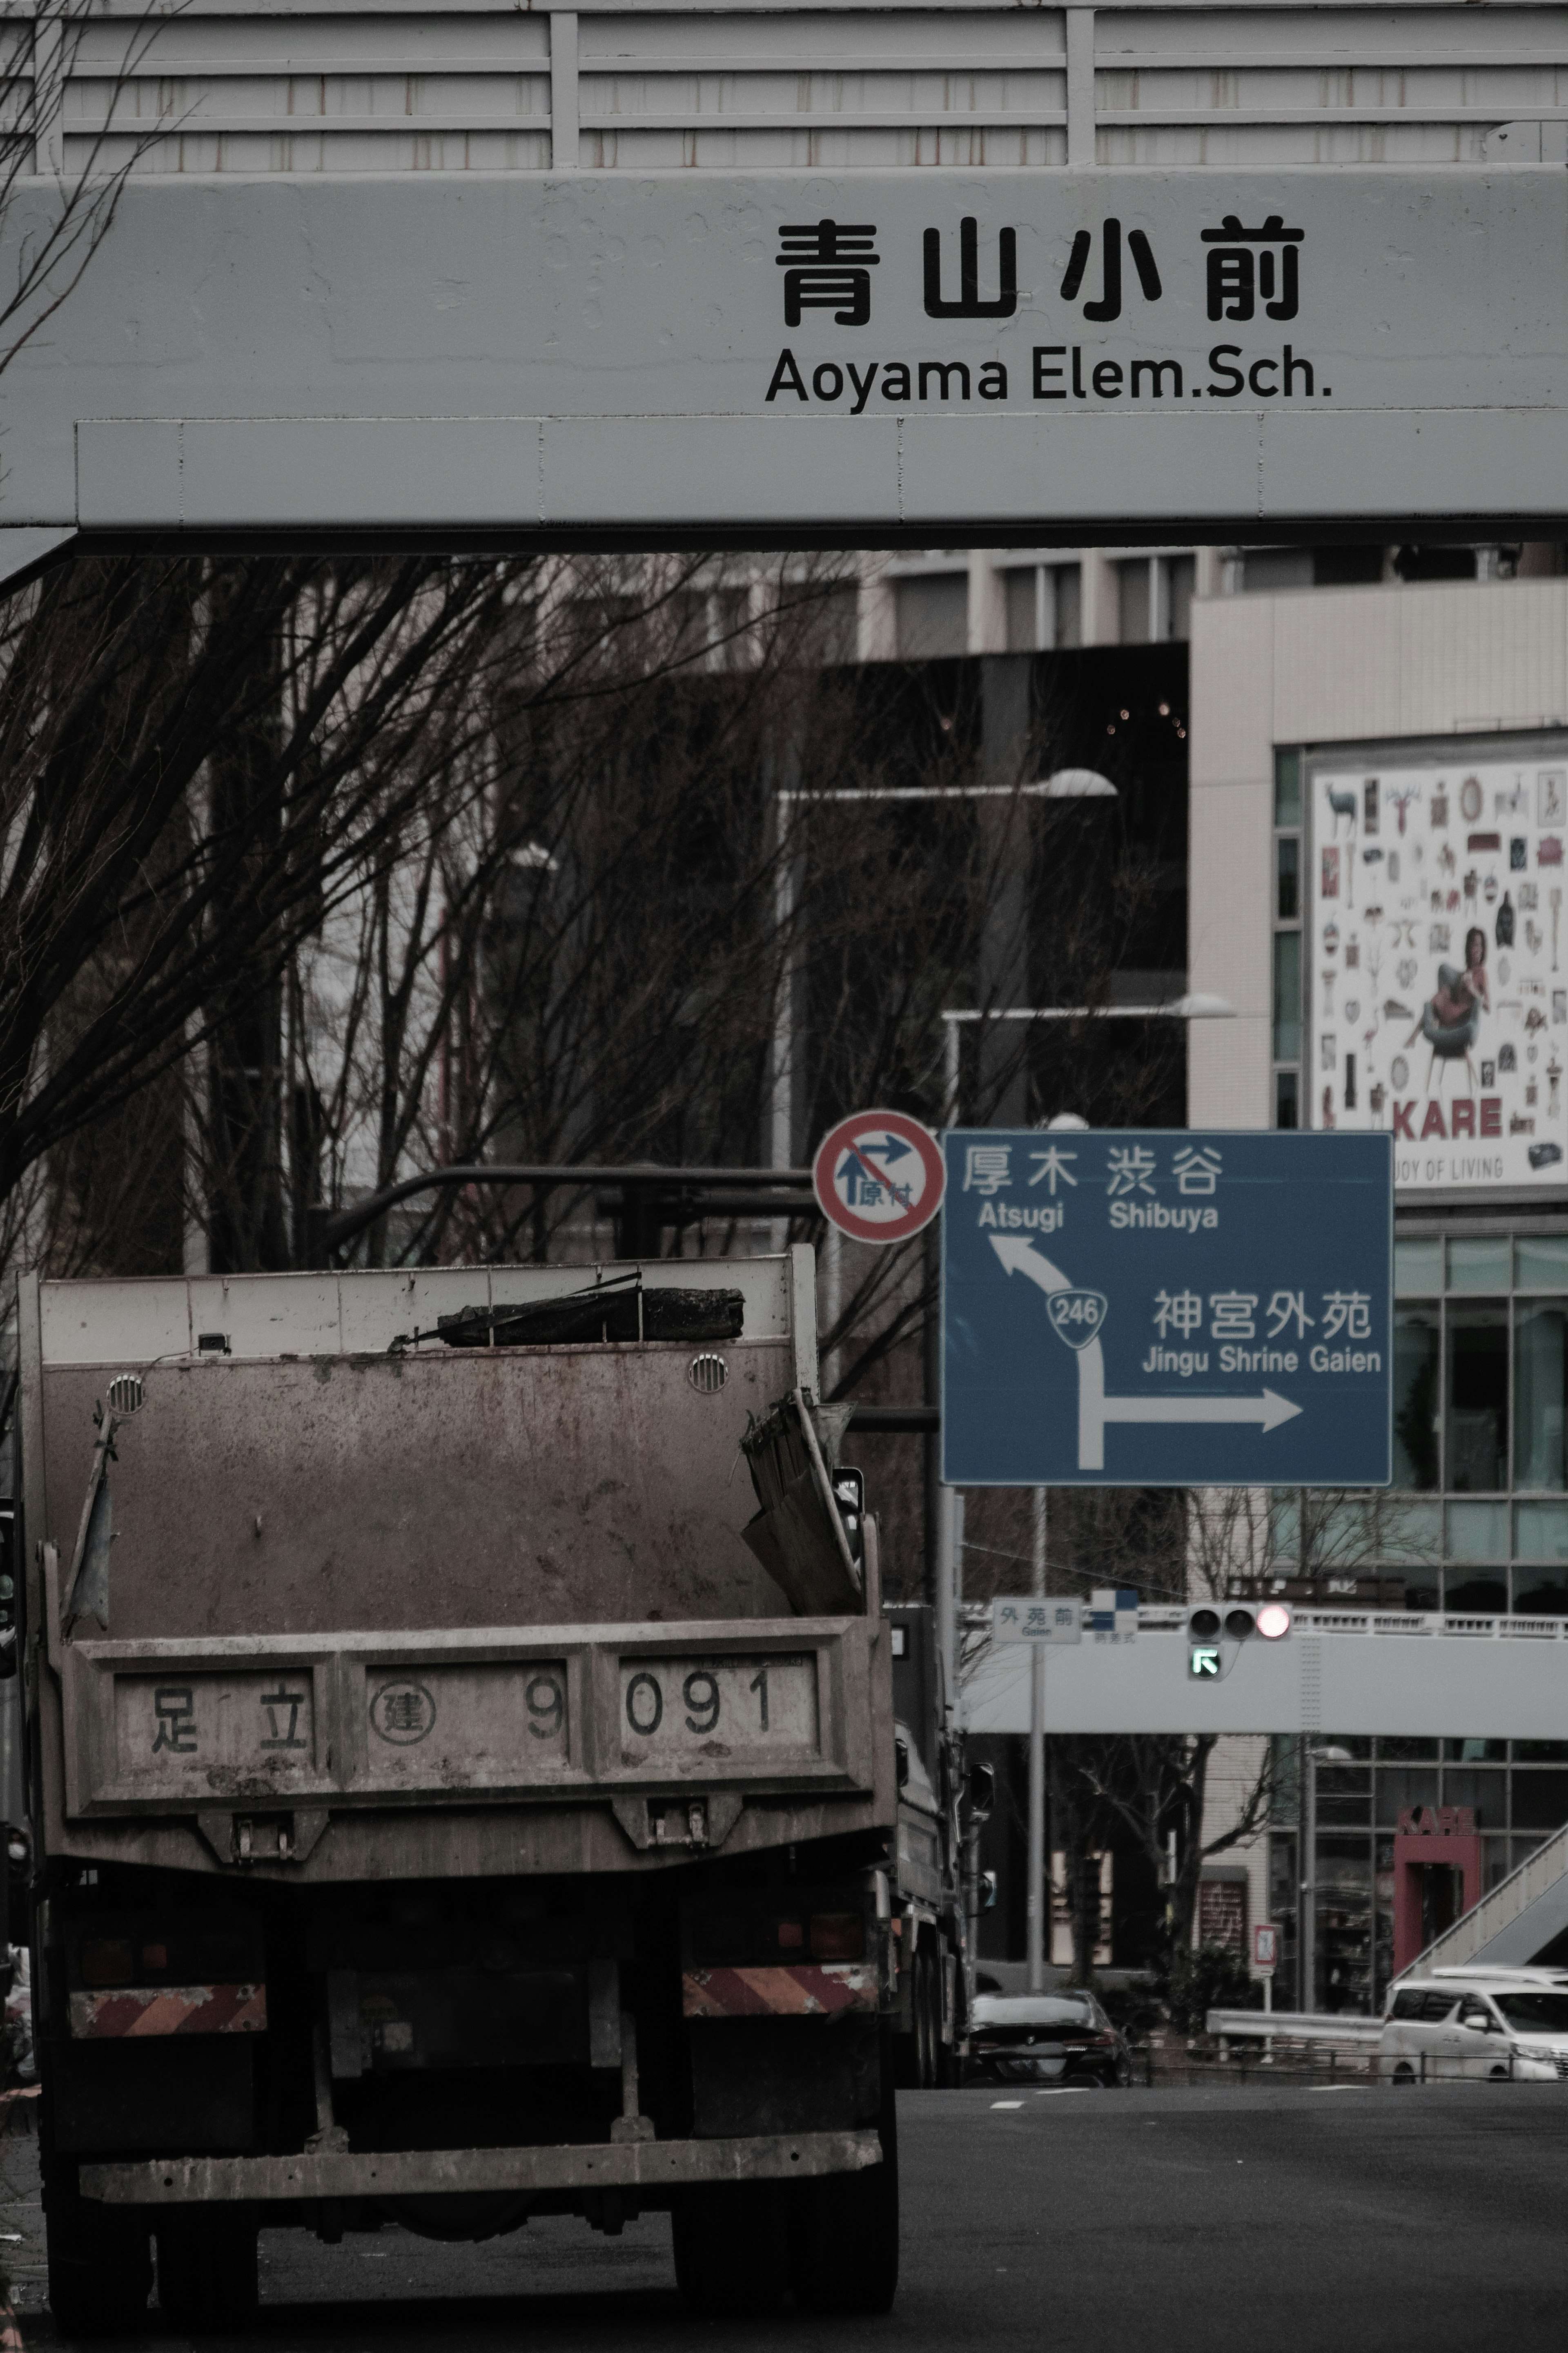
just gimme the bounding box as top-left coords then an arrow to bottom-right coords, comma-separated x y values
791,2052 -> 899,2314
914,1949 -> 939,2089
157,2204 -> 260,2330
673,2183 -> 786,2317
44,2162 -> 152,2338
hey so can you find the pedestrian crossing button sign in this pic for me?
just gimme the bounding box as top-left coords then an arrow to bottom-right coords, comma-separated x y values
813,1110 -> 946,1245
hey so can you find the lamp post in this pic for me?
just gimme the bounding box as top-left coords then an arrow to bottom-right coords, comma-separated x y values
1023,1111 -> 1088,1995
940,995 -> 1237,1126
770,771 -> 1123,1629
941,1006 -> 1233,1996
934,998 -> 1235,1719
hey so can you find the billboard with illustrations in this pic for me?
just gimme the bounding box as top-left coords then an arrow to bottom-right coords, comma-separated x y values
1308,745 -> 1568,1193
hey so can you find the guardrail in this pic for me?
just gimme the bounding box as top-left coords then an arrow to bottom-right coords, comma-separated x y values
1206,2009 -> 1382,2044
1205,2010 -> 1568,2084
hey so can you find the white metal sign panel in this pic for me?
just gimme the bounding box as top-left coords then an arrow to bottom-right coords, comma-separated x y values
1308,740 -> 1568,1195
964,1615 -> 1568,1739
992,1597 -> 1083,1644
7,167 -> 1568,540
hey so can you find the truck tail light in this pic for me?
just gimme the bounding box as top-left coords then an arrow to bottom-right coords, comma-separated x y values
809,1913 -> 864,1962
80,1938 -> 135,1986
775,1919 -> 804,1949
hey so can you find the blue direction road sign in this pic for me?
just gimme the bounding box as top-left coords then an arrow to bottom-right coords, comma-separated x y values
942,1130 -> 1392,1488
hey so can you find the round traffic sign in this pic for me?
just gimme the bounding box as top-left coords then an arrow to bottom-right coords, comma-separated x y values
812,1110 -> 946,1245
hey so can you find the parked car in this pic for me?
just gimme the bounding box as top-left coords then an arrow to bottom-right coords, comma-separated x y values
1381,1967 -> 1568,2083
967,1989 -> 1131,2087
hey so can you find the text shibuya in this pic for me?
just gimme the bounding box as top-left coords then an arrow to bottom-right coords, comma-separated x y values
764,343 -> 1327,412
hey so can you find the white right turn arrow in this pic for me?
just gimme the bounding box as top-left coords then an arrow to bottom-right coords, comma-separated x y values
1102,1388 -> 1302,1434
988,1235 -> 1303,1469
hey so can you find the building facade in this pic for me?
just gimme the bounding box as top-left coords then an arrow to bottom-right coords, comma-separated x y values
1189,565 -> 1568,2012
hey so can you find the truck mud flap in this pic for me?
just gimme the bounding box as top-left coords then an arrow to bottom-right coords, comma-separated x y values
78,2129 -> 882,2206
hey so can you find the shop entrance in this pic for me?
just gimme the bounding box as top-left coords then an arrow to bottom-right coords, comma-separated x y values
1393,1820 -> 1483,1976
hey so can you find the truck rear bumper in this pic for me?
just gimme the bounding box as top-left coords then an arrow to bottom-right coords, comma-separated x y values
79,2129 -> 882,2207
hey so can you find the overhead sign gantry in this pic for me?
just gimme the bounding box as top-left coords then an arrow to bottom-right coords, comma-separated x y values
4,0 -> 1568,562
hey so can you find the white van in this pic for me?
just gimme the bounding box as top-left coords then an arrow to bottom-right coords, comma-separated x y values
1380,1967 -> 1568,2083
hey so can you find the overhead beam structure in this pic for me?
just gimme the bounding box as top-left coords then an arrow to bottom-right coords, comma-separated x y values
4,0 -> 1568,551
964,1609 -> 1568,1740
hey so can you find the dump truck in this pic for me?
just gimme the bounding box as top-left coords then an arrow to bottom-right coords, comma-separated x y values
9,1249 -> 902,2328
884,1602 -> 978,2089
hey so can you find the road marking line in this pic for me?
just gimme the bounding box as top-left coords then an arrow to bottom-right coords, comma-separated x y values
990,2100 -> 1025,2109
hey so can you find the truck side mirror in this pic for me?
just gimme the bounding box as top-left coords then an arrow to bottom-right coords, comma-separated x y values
966,1762 -> 995,1823
979,1870 -> 998,1912
894,1733 -> 910,1790
831,1466 -> 865,1562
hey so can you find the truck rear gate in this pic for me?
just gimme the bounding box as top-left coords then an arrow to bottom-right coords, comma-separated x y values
9,1251 -> 901,2326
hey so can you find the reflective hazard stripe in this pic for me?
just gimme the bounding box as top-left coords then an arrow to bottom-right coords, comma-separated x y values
68,1984 -> 267,2039
681,1965 -> 879,2020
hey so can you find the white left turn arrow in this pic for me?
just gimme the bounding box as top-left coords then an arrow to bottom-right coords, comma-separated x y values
988,1235 -> 1303,1470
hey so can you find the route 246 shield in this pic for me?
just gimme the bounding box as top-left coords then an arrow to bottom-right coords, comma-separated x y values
1045,1290 -> 1107,1352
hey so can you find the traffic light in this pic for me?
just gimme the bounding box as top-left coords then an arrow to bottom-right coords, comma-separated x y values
1187,1599 -> 1291,1676
1187,1601 -> 1293,1643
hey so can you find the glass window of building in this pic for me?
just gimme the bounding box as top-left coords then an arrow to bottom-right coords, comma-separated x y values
1002,561 -> 1083,653
893,573 -> 968,660
1444,1306 -> 1508,1491
1392,1310 -> 1439,1490
1272,748 -> 1303,1129
1270,1736 -> 1568,2014
1273,1227 -> 1568,1614
1515,1302 -> 1568,1490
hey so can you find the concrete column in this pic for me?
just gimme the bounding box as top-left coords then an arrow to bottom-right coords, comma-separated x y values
968,550 -> 1009,656
1066,9 -> 1096,167
549,13 -> 579,167
1080,549 -> 1120,646
857,560 -> 898,662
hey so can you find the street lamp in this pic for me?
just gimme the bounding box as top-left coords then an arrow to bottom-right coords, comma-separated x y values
940,996 -> 1236,1125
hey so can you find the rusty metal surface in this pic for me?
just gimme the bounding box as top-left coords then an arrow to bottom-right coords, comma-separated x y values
54,1615 -> 869,1819
29,1786 -> 891,1884
681,1963 -> 880,2019
18,1260 -> 897,1881
41,1344 -> 794,1640
67,1984 -> 266,2039
79,2128 -> 882,2205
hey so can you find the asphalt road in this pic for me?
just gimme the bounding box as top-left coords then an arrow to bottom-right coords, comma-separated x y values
4,2085 -> 1568,2353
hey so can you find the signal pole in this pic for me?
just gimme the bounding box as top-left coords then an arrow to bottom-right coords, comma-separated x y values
1027,1486 -> 1048,1992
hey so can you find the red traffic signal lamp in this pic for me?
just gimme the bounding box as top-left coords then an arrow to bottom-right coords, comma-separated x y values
1187,1601 -> 1293,1644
